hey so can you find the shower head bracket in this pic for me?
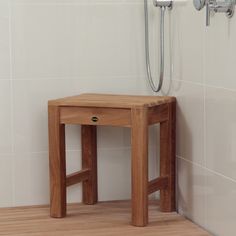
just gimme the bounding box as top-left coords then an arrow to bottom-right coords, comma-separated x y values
153,0 -> 173,9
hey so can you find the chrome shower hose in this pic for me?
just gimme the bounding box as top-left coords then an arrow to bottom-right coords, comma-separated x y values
144,0 -> 166,92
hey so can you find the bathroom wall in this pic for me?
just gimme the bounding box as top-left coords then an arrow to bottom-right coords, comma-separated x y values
0,0 -> 235,235
0,0 -> 160,208
159,1 -> 236,235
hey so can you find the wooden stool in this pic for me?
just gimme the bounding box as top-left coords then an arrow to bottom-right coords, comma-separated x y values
48,93 -> 176,227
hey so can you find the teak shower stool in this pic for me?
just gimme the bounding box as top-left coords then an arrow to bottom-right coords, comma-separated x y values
48,93 -> 176,227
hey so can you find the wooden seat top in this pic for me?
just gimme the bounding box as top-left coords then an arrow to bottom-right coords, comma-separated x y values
48,93 -> 175,109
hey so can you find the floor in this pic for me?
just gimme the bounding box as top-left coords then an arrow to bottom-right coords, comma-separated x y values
0,201 -> 211,236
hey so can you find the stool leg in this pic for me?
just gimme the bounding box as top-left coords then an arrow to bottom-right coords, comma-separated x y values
82,125 -> 98,205
131,107 -> 148,227
48,106 -> 66,218
160,101 -> 176,212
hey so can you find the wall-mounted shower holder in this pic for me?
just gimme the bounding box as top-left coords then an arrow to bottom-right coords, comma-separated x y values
153,0 -> 173,9
193,0 -> 236,26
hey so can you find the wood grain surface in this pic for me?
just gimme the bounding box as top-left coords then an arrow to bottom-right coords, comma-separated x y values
48,93 -> 177,226
81,125 -> 98,205
131,107 -> 149,226
48,106 -> 66,218
60,107 -> 131,127
0,201 -> 211,236
48,93 -> 175,108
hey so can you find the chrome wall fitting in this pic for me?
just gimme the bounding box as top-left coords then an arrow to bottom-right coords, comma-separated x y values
153,0 -> 173,9
193,0 -> 236,26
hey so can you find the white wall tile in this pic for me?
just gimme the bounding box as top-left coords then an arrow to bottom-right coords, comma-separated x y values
0,0 -> 10,80
0,80 -> 12,154
11,3 -> 88,79
13,156 -> 31,206
29,152 -> 49,205
97,148 -> 131,201
205,13 -> 236,89
8,153 -> 48,207
167,80 -> 205,165
177,157 -> 207,228
72,75 -> 140,95
67,184 -> 82,204
65,125 -> 81,151
148,137 -> 159,181
97,144 -> 158,201
66,150 -> 82,203
11,3 -> 146,80
206,86 -> 236,181
206,170 -> 236,236
171,1 -> 205,84
12,79 -> 76,154
97,125 -> 159,152
14,150 -> 84,206
97,127 -> 131,149
0,155 -> 13,207
66,150 -> 81,175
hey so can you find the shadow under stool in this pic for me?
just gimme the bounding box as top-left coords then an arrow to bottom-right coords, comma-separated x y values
48,93 -> 176,227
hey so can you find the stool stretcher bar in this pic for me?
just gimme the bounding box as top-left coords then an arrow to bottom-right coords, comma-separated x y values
66,169 -> 91,187
66,173 -> 169,195
148,176 -> 168,195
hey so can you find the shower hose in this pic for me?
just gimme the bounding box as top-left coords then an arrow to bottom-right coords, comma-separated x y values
144,0 -> 166,93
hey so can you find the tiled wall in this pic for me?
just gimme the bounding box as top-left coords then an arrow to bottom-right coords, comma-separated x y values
0,0 -> 159,207
1,0 -> 236,235
162,1 -> 236,236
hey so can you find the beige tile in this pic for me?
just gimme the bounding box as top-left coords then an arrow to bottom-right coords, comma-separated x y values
0,155 -> 13,207
14,150 -> 83,206
206,170 -> 236,236
167,80 -> 205,165
12,79 -> 76,154
97,147 -> 131,201
0,80 -> 12,154
66,150 -> 82,203
148,141 -> 159,182
97,127 -> 131,150
72,75 -> 140,95
29,152 -> 49,205
205,12 -> 236,89
13,156 -> 31,206
206,86 -> 236,180
66,150 -> 81,175
177,158 -> 207,228
97,146 -> 158,201
11,3 -> 87,79
11,3 -> 145,80
0,0 -> 10,79
65,125 -> 81,151
171,1 -> 205,83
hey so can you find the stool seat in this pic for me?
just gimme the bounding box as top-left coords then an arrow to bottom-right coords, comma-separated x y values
48,93 -> 175,108
48,93 -> 176,227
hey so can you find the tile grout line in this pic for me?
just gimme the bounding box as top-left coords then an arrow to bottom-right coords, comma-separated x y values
10,146 -> 139,156
9,75 -> 147,81
177,155 -> 236,185
8,0 -> 15,207
11,1 -> 144,7
173,77 -> 236,93
203,25 -> 207,229
8,76 -> 236,94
